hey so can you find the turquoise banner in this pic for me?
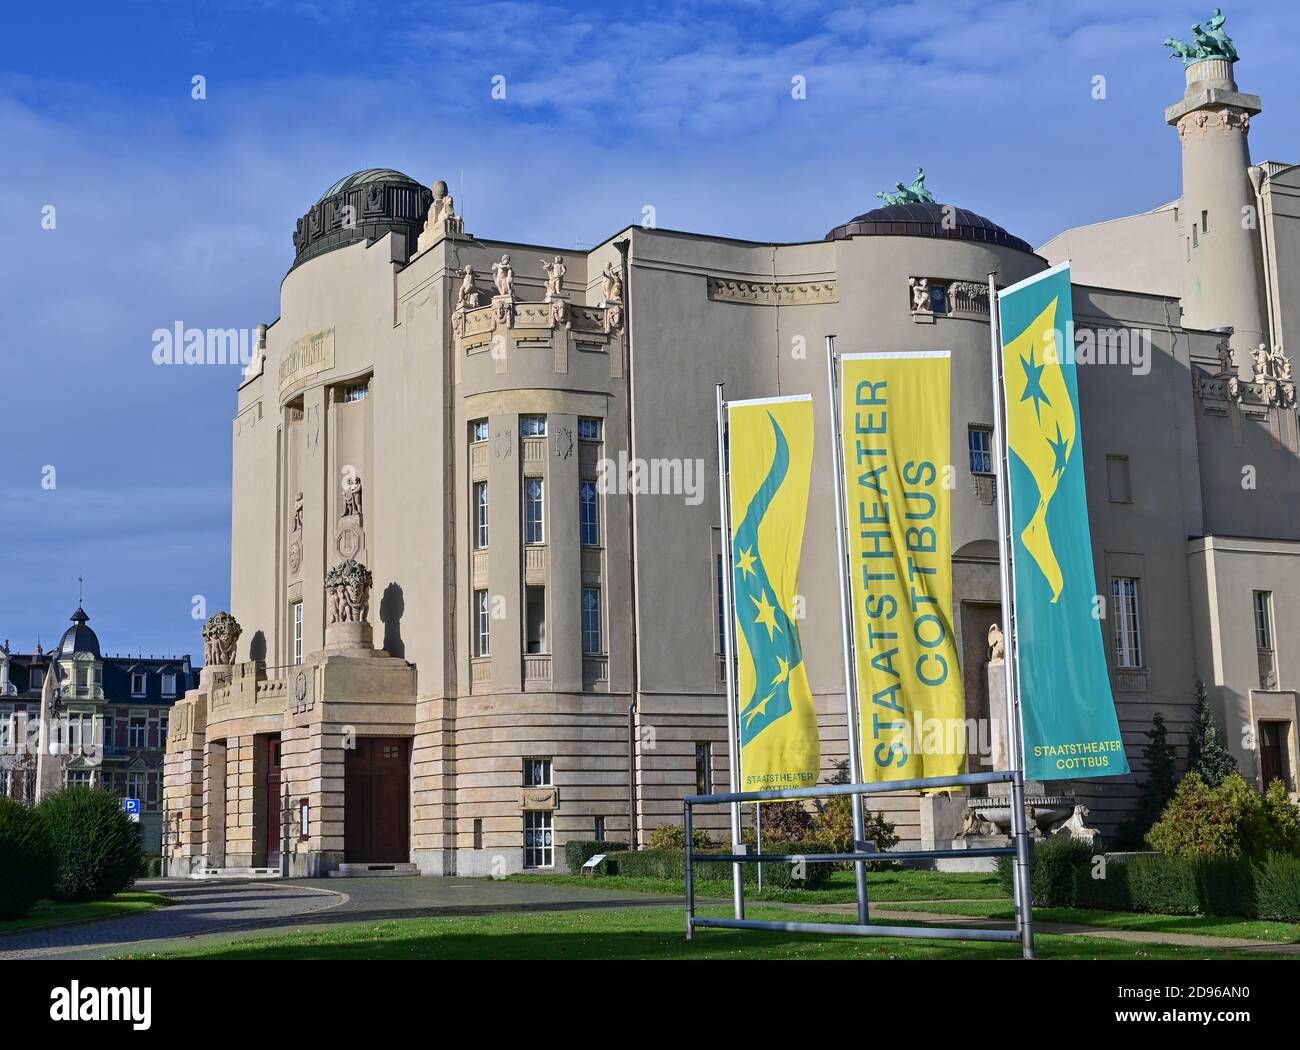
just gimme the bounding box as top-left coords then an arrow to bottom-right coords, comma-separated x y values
999,262 -> 1129,781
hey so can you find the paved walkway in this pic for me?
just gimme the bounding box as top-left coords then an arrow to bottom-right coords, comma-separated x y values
0,876 -> 681,960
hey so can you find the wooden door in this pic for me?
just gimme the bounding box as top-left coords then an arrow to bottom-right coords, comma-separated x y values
1259,722 -> 1289,791
344,737 -> 410,862
263,735 -> 282,867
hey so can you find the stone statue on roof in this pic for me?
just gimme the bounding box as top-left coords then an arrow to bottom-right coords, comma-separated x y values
876,167 -> 937,206
1164,8 -> 1238,65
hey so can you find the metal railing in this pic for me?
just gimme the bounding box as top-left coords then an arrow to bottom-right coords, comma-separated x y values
683,769 -> 1029,951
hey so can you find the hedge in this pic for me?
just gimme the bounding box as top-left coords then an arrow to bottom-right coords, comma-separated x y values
0,798 -> 58,919
39,787 -> 142,902
602,841 -> 836,890
997,836 -> 1300,921
564,840 -> 630,874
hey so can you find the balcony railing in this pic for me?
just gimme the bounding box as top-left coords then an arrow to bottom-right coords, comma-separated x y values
523,654 -> 552,687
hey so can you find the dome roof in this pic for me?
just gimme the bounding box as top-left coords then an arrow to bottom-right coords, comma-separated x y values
292,168 -> 433,273
825,202 -> 1032,254
58,608 -> 101,658
315,168 -> 421,203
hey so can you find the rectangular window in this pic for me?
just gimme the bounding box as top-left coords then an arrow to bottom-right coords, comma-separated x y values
129,716 -> 147,749
524,478 -> 545,544
77,667 -> 90,691
578,417 -> 602,441
131,672 -> 146,697
473,817 -> 483,850
525,586 -> 547,654
593,815 -> 606,840
67,770 -> 92,789
471,419 -> 489,443
102,715 -> 114,751
342,380 -> 369,402
161,672 -> 177,697
474,481 -> 489,549
292,601 -> 304,665
1255,590 -> 1274,650
128,771 -> 145,802
1106,455 -> 1132,503
159,715 -> 169,751
1111,577 -> 1143,669
579,481 -> 600,546
582,588 -> 602,655
524,757 -> 553,787
520,415 -> 547,437
968,426 -> 993,475
524,810 -> 553,868
475,589 -> 490,657
695,742 -> 713,795
30,668 -> 43,690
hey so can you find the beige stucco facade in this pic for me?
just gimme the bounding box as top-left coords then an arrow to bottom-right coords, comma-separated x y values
165,52 -> 1300,877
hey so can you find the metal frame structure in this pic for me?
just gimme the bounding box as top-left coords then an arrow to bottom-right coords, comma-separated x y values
698,315 -> 1038,957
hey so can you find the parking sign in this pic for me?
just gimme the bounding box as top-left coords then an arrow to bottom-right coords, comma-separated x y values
124,798 -> 141,824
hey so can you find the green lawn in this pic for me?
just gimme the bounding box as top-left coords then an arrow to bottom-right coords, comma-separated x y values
891,899 -> 1300,943
117,904 -> 1294,960
0,891 -> 173,935
512,868 -> 1004,904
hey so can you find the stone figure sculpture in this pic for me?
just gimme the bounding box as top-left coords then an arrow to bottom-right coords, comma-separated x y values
876,167 -> 937,206
341,473 -> 363,519
601,262 -> 623,305
202,611 -> 242,666
988,623 -> 1005,664
1252,343 -> 1272,382
292,492 -> 304,533
457,266 -> 482,311
1164,8 -> 1238,65
325,559 -> 373,625
1216,338 -> 1236,376
910,276 -> 931,313
541,256 -> 566,300
417,179 -> 462,249
492,254 -> 514,298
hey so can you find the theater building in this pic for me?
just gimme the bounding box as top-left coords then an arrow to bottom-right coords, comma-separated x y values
165,32 -> 1300,877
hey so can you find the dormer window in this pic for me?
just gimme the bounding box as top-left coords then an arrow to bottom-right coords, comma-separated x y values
131,672 -> 146,697
161,672 -> 177,697
30,669 -> 43,690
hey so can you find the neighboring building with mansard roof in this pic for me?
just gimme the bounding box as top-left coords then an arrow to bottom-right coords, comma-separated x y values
0,608 -> 197,852
165,14 -> 1299,879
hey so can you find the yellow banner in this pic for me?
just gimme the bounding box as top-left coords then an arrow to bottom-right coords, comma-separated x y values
727,396 -> 820,791
840,353 -> 965,782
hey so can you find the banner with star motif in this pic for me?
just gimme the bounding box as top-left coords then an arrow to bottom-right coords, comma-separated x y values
726,395 -> 820,791
840,352 -> 965,782
999,262 -> 1129,780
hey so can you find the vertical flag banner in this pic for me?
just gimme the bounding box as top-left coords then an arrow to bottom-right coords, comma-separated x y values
998,262 -> 1130,780
840,353 -> 965,782
726,395 -> 820,790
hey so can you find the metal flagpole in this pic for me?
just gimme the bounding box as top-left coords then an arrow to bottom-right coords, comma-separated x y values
715,383 -> 746,920
986,272 -> 1036,959
825,336 -> 870,924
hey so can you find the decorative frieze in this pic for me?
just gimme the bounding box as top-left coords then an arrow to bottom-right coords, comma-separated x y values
706,277 -> 837,306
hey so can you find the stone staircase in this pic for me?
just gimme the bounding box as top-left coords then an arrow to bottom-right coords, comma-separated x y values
329,862 -> 420,878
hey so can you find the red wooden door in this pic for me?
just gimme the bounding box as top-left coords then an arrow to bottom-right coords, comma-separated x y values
344,738 -> 409,862
263,736 -> 282,867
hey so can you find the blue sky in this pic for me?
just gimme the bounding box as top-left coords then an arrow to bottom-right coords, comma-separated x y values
1,0 -> 1296,661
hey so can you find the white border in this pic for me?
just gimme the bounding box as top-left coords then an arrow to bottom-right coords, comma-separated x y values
996,259 -> 1071,301
840,350 -> 950,360
726,393 -> 813,408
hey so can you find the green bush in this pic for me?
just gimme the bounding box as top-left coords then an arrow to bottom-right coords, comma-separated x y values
1255,854 -> 1300,922
0,798 -> 58,919
39,787 -> 142,902
997,836 -> 1102,907
1146,773 -> 1300,860
563,840 -> 629,874
647,823 -> 712,851
1125,854 -> 1200,914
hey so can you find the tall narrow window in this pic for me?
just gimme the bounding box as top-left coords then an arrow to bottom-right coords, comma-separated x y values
525,587 -> 547,654
475,589 -> 490,657
716,553 -> 726,654
524,478 -> 545,544
292,601 -> 304,665
161,672 -> 177,697
695,742 -> 713,794
524,810 -> 553,868
474,481 -> 489,549
131,672 -> 146,697
129,716 -> 147,749
1255,590 -> 1277,688
1111,577 -> 1143,669
582,588 -> 602,655
579,481 -> 600,546
159,715 -> 169,751
968,426 -> 993,475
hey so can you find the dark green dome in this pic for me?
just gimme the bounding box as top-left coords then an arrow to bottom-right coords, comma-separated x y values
316,168 -> 420,203
292,168 -> 432,272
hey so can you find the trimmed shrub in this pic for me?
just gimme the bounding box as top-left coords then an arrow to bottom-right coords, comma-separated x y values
0,798 -> 58,919
563,840 -> 629,874
647,823 -> 712,851
1255,854 -> 1300,923
1147,772 -> 1300,860
997,836 -> 1101,907
1125,854 -> 1200,914
39,787 -> 141,902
